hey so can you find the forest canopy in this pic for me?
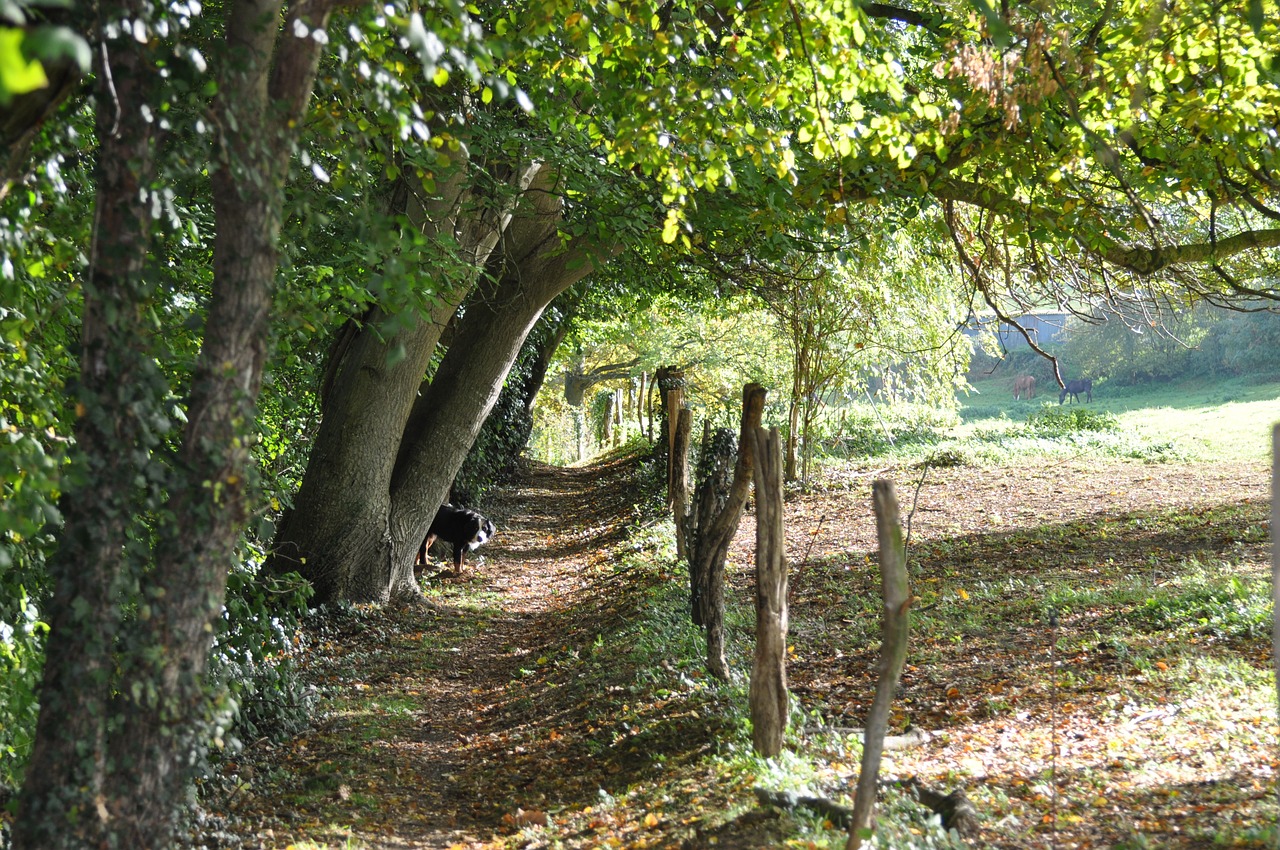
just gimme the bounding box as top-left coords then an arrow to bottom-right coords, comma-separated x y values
0,0 -> 1278,846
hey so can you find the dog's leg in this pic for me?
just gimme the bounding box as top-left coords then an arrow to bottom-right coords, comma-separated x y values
418,533 -> 437,566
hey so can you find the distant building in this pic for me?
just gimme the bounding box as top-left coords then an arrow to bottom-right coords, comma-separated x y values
963,311 -> 1073,350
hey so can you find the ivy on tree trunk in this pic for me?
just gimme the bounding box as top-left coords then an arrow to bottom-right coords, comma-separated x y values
14,1 -> 339,845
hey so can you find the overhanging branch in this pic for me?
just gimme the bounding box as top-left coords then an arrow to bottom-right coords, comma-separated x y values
932,177 -> 1280,279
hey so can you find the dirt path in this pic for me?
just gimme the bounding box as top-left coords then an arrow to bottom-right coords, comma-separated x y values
213,455 -> 1275,849
216,457 -> 656,848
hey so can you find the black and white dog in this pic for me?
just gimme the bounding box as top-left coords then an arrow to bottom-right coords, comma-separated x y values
417,504 -> 496,574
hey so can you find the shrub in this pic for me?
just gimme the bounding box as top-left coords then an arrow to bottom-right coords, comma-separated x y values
1024,405 -> 1119,436
208,567 -> 316,744
0,589 -> 46,792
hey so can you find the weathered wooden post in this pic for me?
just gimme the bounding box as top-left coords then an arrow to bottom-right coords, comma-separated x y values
671,408 -> 693,560
1271,424 -> 1279,768
654,366 -> 683,503
665,383 -> 684,506
688,423 -> 730,627
847,480 -> 912,850
748,426 -> 788,757
685,383 -> 766,680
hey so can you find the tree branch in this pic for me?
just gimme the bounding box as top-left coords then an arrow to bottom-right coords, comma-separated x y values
932,177 -> 1280,279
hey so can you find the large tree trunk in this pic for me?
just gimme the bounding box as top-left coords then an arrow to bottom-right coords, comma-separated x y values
278,161 -> 612,604
103,2 -> 338,843
273,153 -> 547,604
12,13 -> 160,844
385,187 -> 609,598
269,159 -> 481,604
15,1 -> 336,846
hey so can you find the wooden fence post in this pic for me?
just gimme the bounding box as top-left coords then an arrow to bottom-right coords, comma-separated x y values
847,480 -> 912,850
666,385 -> 683,505
672,408 -> 693,560
685,383 -> 766,679
1272,425 -> 1278,764
748,426 -> 788,757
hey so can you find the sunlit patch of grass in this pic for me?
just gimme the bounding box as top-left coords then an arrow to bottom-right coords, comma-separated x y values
959,374 -> 1280,463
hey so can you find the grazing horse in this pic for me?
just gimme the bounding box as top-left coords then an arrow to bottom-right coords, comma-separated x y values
1012,375 -> 1036,400
1059,379 -> 1093,404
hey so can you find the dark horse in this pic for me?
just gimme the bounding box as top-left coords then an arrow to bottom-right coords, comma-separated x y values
1059,379 -> 1093,404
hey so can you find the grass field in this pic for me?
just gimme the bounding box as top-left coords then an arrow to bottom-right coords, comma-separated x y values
958,374 -> 1280,463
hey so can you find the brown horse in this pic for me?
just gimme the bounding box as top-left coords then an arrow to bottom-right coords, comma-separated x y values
1012,375 -> 1036,400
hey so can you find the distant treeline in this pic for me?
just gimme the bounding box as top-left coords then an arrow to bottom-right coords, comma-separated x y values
973,304 -> 1280,387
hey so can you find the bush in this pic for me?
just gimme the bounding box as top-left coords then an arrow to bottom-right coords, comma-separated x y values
1024,405 -> 1119,436
0,589 -> 46,793
815,402 -> 957,459
208,567 -> 316,744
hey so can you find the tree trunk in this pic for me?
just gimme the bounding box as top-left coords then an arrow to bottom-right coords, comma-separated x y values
601,389 -> 615,446
105,2 -> 338,843
13,15 -> 160,844
786,395 -> 801,482
271,299 -> 461,603
16,2 -> 336,845
748,426 -> 788,757
847,480 -> 912,850
273,156 -> 544,604
384,178 -> 612,600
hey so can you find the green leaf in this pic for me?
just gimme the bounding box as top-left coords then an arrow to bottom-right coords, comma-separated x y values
0,28 -> 48,103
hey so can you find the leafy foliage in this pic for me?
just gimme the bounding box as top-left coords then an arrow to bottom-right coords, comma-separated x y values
209,567 -> 316,744
0,589 -> 45,791
1025,404 -> 1120,436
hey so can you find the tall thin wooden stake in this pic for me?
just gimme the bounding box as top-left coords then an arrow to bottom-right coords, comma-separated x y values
847,480 -> 912,850
666,386 -> 684,506
748,426 -> 788,757
1272,423 -> 1279,836
672,408 -> 693,560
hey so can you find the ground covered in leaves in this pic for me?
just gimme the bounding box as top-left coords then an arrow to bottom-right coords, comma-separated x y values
202,452 -> 1276,849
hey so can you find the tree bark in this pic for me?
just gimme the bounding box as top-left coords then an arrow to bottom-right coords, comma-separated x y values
16,1 -> 338,845
847,480 -> 912,850
13,12 -> 160,844
272,155 -> 545,603
748,426 -> 788,757
103,1 -> 339,843
383,173 -> 613,600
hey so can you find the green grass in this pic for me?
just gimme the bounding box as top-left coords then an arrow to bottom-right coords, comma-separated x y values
958,374 -> 1280,463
